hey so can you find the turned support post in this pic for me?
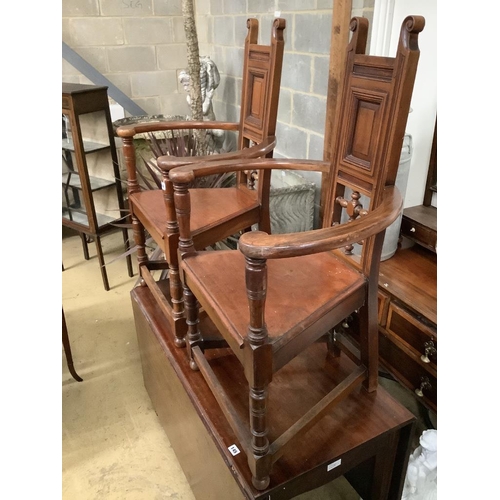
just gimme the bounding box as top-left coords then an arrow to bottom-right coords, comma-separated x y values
162,172 -> 185,346
174,180 -> 199,364
122,136 -> 148,271
245,256 -> 271,490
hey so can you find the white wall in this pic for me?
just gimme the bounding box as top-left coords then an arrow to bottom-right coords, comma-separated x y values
371,0 -> 437,209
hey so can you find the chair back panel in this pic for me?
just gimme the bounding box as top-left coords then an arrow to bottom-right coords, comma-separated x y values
323,16 -> 424,267
238,18 -> 285,149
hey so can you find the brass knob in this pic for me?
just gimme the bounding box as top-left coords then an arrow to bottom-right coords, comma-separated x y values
341,315 -> 353,329
420,340 -> 437,363
415,376 -> 432,397
410,227 -> 416,233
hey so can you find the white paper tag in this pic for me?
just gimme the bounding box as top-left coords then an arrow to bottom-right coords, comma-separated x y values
228,444 -> 240,456
327,459 -> 341,471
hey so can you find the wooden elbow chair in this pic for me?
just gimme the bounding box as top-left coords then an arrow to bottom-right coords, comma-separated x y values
116,18 -> 285,347
170,16 -> 425,490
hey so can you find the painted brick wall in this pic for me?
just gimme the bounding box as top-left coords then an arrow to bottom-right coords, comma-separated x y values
62,0 -> 192,117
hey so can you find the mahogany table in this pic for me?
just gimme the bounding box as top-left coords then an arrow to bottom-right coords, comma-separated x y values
131,284 -> 415,500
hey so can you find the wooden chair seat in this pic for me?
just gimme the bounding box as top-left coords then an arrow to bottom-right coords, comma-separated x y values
130,186 -> 260,251
183,249 -> 365,356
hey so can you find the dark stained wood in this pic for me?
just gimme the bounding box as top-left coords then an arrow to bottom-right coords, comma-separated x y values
170,16 -> 425,488
378,245 -> 437,411
116,17 -> 286,345
62,308 -> 83,382
341,244 -> 437,411
132,285 -> 415,499
401,205 -> 437,252
62,83 -> 134,291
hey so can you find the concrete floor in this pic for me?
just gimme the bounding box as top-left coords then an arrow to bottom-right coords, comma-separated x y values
62,227 -> 434,500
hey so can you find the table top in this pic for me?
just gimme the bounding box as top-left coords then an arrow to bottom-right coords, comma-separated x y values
132,283 -> 416,499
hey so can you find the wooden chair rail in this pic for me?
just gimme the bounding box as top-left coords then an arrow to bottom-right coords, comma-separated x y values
193,344 -> 367,472
237,186 -> 402,259
169,157 -> 331,184
116,120 -> 240,138
157,136 -> 277,170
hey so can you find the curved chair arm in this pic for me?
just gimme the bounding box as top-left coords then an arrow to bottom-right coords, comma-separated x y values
238,186 -> 402,259
169,157 -> 331,184
157,136 -> 277,171
116,120 -> 239,138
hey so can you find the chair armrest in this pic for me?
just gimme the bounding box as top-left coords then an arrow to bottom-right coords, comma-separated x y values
169,157 -> 331,184
238,186 -> 403,259
116,120 -> 239,138
157,136 -> 277,171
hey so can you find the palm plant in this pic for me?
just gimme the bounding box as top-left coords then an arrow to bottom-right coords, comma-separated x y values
135,129 -> 236,191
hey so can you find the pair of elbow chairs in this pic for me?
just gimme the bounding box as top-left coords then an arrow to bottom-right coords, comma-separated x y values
117,15 -> 425,491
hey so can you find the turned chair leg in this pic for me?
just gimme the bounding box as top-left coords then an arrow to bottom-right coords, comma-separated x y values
248,383 -> 271,490
170,263 -> 186,348
245,256 -> 272,490
131,214 -> 149,284
183,285 -> 202,370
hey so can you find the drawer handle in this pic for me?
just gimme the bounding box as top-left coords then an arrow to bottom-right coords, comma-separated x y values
420,340 -> 437,363
410,226 -> 416,233
415,376 -> 432,397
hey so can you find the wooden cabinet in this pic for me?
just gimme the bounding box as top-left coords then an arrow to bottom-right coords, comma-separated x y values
378,245 -> 437,411
62,83 -> 133,290
341,245 -> 437,412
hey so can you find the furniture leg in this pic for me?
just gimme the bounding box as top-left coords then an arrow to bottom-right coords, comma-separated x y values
94,235 -> 110,291
62,309 -> 83,382
79,232 -> 90,260
248,382 -> 271,490
132,213 -> 149,273
245,256 -> 272,490
121,227 -> 134,278
369,432 -> 399,499
183,284 -> 202,369
169,262 -> 186,347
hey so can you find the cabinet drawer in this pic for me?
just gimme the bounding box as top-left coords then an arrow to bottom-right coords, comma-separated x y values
379,332 -> 437,411
386,302 -> 437,366
401,216 -> 437,251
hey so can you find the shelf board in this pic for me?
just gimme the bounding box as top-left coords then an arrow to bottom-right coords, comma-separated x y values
62,172 -> 116,191
62,207 -> 116,228
62,138 -> 110,153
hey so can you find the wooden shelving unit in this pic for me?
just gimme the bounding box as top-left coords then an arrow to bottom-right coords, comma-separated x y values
62,83 -> 133,290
